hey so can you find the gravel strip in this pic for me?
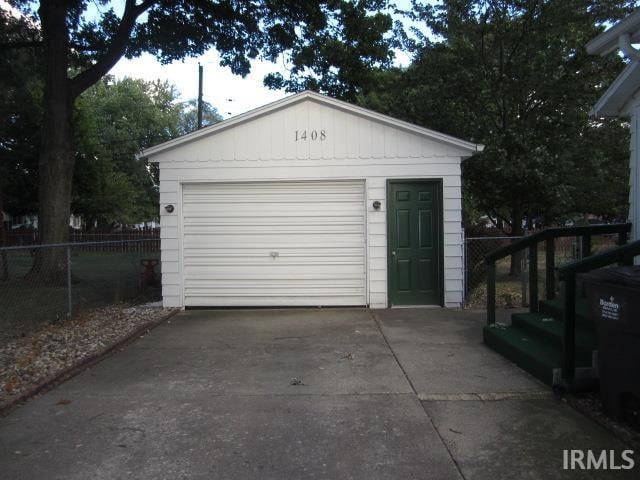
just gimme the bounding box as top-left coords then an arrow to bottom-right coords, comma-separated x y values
565,393 -> 640,451
0,303 -> 176,405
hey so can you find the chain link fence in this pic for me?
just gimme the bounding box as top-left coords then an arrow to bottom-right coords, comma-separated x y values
464,233 -> 621,309
0,239 -> 160,337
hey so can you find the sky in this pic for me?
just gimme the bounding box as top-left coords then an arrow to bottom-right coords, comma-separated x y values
109,52 -> 293,119
0,0 -> 418,118
2,0 -> 626,119
107,1 -> 418,118
0,0 -> 283,117
109,49 -> 414,119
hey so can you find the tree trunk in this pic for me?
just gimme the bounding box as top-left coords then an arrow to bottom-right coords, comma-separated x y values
22,2 -> 145,286
509,208 -> 524,277
29,2 -> 74,284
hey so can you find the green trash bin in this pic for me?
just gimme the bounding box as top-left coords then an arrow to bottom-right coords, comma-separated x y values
583,266 -> 640,430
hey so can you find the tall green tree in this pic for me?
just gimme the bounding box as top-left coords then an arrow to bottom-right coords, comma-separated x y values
0,7 -> 41,218
360,0 -> 634,230
73,76 -> 183,227
0,8 -> 42,278
178,99 -> 223,135
264,0 -> 399,100
3,0 -> 395,278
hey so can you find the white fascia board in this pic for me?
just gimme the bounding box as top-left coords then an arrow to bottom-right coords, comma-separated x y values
586,9 -> 640,56
140,90 -> 482,161
591,62 -> 640,117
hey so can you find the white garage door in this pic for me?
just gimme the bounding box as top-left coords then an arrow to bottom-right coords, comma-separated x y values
182,181 -> 367,307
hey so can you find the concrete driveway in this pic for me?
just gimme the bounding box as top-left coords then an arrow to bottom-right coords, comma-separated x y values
0,308 -> 636,479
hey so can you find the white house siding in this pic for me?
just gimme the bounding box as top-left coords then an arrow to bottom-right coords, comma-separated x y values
620,93 -> 640,245
155,97 -> 470,308
632,105 -> 639,244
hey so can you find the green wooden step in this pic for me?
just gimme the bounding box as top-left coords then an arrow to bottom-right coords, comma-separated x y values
483,322 -> 594,387
511,312 -> 597,356
539,297 -> 595,330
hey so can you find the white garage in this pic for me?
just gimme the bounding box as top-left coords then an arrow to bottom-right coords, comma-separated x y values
142,91 -> 482,309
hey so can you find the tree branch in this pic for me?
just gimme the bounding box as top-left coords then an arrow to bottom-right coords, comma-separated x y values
0,40 -> 42,50
69,0 -> 155,98
0,41 -> 109,52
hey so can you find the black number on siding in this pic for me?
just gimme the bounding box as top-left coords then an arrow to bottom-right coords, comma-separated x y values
295,130 -> 327,141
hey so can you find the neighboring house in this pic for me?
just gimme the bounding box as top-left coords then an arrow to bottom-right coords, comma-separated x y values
587,9 -> 640,243
8,214 -> 38,230
7,214 -> 83,230
142,91 -> 482,309
133,221 -> 160,229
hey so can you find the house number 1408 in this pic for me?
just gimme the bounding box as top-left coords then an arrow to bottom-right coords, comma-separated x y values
295,130 -> 326,141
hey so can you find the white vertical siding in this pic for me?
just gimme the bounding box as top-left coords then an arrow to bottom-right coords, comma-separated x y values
632,106 -> 640,245
620,92 -> 639,248
367,178 -> 388,306
156,98 -> 468,308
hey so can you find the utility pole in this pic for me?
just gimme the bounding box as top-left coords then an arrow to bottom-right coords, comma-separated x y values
197,63 -> 203,130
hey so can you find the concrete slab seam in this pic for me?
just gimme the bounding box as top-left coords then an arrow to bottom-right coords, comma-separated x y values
60,392 -> 420,399
370,311 -> 467,480
418,391 -> 553,402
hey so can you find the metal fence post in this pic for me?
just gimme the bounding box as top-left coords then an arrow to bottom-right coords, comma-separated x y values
67,245 -> 72,318
462,228 -> 467,305
545,238 -> 556,300
562,272 -> 576,386
487,261 -> 496,325
529,243 -> 538,312
520,251 -> 528,307
581,234 -> 592,258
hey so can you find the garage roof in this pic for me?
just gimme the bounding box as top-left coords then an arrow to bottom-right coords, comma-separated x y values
141,90 -> 483,159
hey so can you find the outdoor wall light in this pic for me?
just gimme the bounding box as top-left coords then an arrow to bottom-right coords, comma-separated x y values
165,204 -> 175,213
372,201 -> 381,210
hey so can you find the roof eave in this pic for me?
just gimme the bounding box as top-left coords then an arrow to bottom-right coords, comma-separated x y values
591,62 -> 640,118
586,9 -> 640,56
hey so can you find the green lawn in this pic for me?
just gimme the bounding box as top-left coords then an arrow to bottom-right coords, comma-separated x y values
0,249 -> 161,336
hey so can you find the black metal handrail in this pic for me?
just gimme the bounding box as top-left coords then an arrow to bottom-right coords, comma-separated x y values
556,239 -> 640,385
484,223 -> 631,325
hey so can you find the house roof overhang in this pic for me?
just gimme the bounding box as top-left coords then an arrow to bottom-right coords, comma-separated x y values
591,61 -> 640,117
586,9 -> 640,56
140,90 -> 484,161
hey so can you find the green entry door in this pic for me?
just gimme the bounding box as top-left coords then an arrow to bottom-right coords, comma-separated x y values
388,181 -> 442,306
